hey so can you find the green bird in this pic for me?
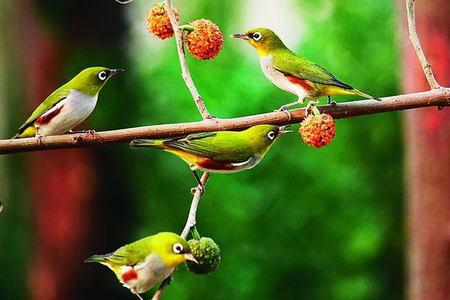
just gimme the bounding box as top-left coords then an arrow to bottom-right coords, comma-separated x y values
231,28 -> 377,110
13,66 -> 123,139
85,232 -> 197,300
130,124 -> 290,185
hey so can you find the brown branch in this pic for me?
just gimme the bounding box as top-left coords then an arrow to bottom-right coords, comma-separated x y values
406,0 -> 441,89
181,172 -> 211,239
163,0 -> 213,120
2,89 -> 450,155
151,275 -> 171,300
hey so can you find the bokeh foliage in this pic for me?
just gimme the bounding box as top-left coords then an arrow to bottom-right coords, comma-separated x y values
0,0 -> 402,299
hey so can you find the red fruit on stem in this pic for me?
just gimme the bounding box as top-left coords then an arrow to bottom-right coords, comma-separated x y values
185,19 -> 224,60
147,2 -> 179,40
299,113 -> 336,148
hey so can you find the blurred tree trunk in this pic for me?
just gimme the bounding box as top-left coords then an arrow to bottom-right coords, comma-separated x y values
0,2 -> 11,200
16,1 -> 96,299
401,1 -> 450,299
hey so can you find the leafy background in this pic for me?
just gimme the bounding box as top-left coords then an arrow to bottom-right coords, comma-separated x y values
0,0 -> 403,299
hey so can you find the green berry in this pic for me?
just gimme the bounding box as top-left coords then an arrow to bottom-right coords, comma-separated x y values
186,237 -> 221,275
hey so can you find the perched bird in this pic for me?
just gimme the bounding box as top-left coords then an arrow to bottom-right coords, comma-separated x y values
231,28 -> 377,110
130,124 -> 291,185
85,232 -> 197,300
13,67 -> 123,139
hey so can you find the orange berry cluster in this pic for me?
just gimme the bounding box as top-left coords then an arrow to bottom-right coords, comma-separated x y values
185,19 -> 223,60
147,3 -> 179,39
147,3 -> 223,60
299,113 -> 336,148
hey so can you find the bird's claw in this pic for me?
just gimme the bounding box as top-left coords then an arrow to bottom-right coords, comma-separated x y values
274,106 -> 293,120
35,134 -> 43,145
73,135 -> 84,144
327,96 -> 337,106
85,129 -> 98,138
69,129 -> 98,138
328,99 -> 337,106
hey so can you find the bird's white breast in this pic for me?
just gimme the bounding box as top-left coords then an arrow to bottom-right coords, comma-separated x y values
38,90 -> 98,136
230,156 -> 262,172
259,55 -> 310,101
120,253 -> 174,294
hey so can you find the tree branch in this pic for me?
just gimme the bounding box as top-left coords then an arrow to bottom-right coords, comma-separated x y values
181,172 -> 211,239
163,0 -> 213,120
406,0 -> 441,89
151,172 -> 211,300
151,275 -> 171,300
2,89 -> 450,155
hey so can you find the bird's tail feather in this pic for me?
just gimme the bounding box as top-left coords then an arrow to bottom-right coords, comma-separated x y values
85,254 -> 110,263
130,139 -> 164,149
354,89 -> 381,101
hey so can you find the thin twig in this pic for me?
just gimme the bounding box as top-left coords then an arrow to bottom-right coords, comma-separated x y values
181,172 -> 211,239
151,172 -> 210,300
151,275 -> 171,300
151,2 -> 213,298
406,0 -> 441,89
163,0 -> 213,119
2,89 -> 450,155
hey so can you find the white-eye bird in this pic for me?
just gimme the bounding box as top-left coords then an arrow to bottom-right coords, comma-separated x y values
13,66 -> 123,138
232,28 -> 377,110
85,232 -> 197,300
130,125 -> 291,186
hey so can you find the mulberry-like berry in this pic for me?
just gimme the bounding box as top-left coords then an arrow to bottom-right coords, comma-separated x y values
186,237 -> 221,275
147,3 -> 179,39
185,19 -> 223,60
299,113 -> 336,148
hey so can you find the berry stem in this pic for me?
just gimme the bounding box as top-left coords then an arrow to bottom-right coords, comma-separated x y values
311,105 -> 321,117
190,226 -> 201,240
179,24 -> 194,32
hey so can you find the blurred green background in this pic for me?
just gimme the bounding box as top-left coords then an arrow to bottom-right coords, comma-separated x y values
0,0 -> 403,299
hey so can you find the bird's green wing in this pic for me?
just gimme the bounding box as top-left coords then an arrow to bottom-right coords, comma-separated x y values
106,237 -> 154,266
272,51 -> 353,89
17,88 -> 71,133
164,132 -> 253,162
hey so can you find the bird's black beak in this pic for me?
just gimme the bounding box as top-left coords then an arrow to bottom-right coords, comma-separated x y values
230,33 -> 249,40
110,68 -> 125,76
278,125 -> 293,136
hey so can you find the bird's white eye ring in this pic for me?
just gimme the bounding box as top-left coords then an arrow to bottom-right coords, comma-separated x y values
173,243 -> 183,254
267,130 -> 276,140
252,32 -> 262,41
98,71 -> 108,81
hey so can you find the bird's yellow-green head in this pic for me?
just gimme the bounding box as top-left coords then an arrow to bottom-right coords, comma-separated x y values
231,28 -> 287,56
243,124 -> 291,156
151,232 -> 197,268
67,67 -> 124,97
